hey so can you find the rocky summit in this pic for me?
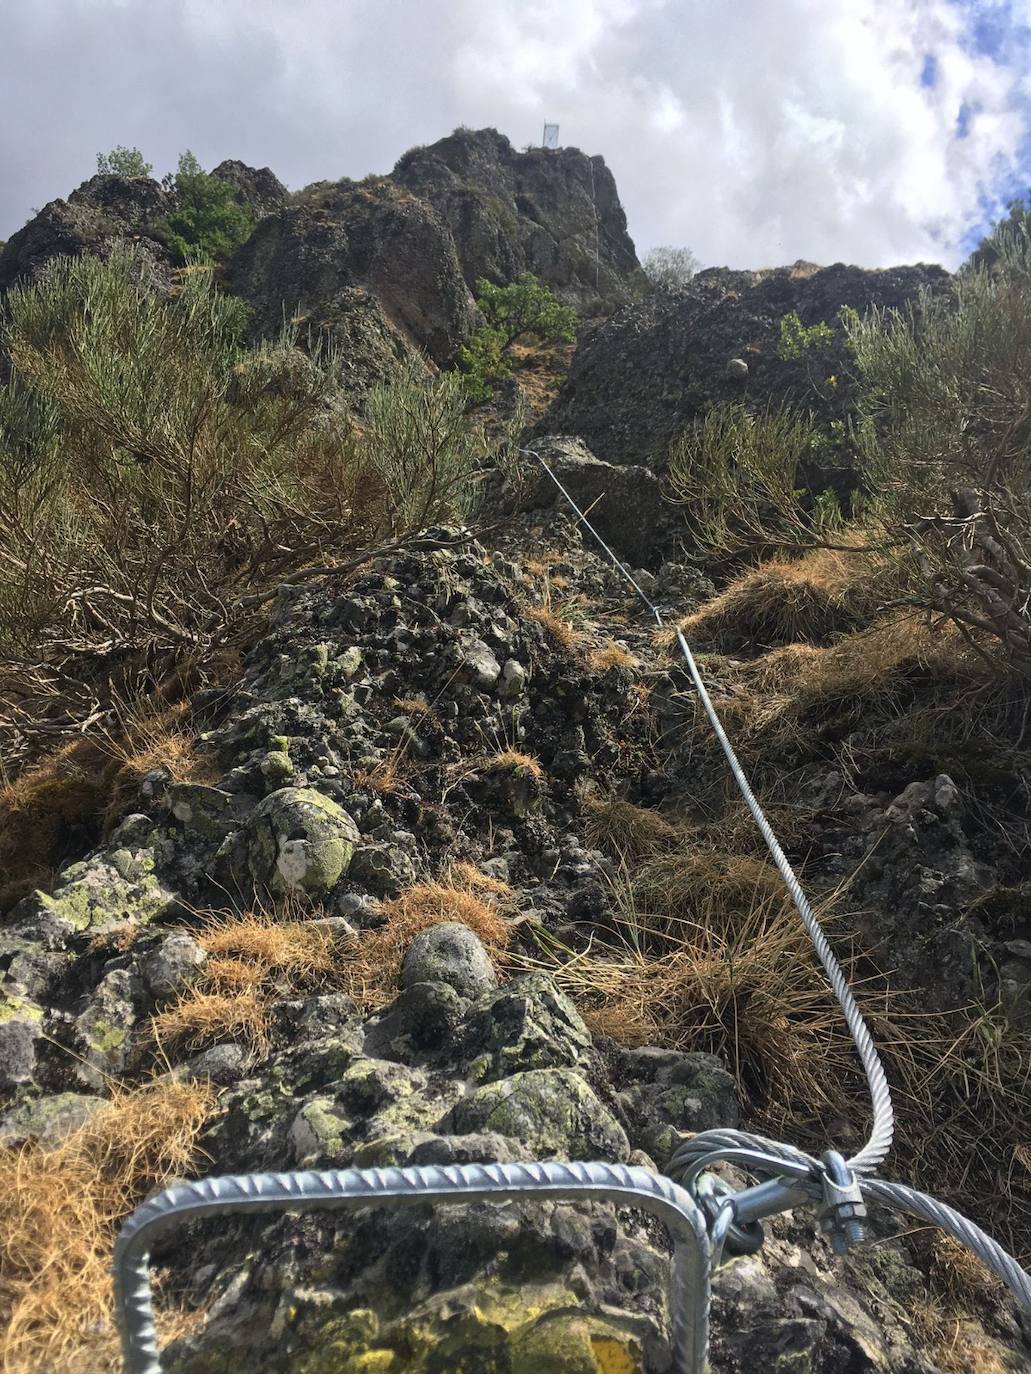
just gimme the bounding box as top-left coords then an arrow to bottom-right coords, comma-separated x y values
1,132 -> 1030,1374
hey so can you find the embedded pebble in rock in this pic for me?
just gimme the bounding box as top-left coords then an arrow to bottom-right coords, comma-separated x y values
400,923 -> 498,999
459,635 -> 501,689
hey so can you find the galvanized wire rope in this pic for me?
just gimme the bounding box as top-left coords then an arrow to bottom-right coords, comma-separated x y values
523,446 -> 1031,1318
522,448 -> 893,1172
113,1162 -> 712,1374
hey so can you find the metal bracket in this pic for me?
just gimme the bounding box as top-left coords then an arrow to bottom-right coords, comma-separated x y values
817,1150 -> 867,1254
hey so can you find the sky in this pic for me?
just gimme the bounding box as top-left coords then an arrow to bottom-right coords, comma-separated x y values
2,0 -> 1031,270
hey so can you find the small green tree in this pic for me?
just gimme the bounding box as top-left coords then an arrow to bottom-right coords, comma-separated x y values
458,273 -> 577,400
96,146 -> 153,178
642,245 -> 699,291
155,151 -> 254,265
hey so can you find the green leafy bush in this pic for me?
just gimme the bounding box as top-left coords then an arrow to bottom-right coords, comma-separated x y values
154,151 -> 254,265
777,310 -> 834,360
96,146 -> 153,178
459,273 -> 577,400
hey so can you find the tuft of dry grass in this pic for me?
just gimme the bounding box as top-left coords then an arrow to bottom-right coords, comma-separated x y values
150,990 -> 270,1056
481,749 -> 544,780
340,869 -> 514,1010
589,640 -> 637,673
0,1077 -> 214,1374
583,796 -> 684,863
679,544 -> 893,653
353,753 -> 406,795
102,701 -> 219,826
528,880 -> 869,1130
149,908 -> 341,1058
526,603 -> 583,651
197,909 -> 336,989
0,739 -> 117,908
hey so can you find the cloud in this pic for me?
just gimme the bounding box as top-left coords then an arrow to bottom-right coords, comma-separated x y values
1,0 -> 1030,269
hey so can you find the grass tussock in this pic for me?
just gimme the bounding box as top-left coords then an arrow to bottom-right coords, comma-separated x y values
583,796 -> 683,863
150,990 -> 270,1056
528,877 -> 868,1131
589,640 -> 637,673
679,544 -> 894,653
0,739 -> 116,907
481,749 -> 544,780
0,1077 -> 214,1374
149,908 -> 341,1057
341,868 -> 514,1009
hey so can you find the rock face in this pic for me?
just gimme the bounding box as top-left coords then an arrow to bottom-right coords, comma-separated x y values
393,126 -> 643,308
210,158 -> 287,220
494,434 -> 679,567
539,261 -> 953,467
0,174 -> 174,292
226,177 -> 477,369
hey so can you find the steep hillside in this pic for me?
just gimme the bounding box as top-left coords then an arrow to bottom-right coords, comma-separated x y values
2,138 -> 1030,1374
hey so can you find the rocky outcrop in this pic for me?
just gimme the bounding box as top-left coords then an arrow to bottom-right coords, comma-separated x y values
226,178 -> 477,371
210,158 -> 287,221
539,261 -> 953,467
0,174 -> 174,292
393,126 -> 643,309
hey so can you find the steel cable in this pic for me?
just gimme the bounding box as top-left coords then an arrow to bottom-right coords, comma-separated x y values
523,448 -> 893,1171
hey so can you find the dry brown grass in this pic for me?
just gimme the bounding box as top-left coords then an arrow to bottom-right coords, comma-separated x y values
529,878 -> 870,1131
679,544 -> 893,654
526,603 -> 583,651
150,990 -> 270,1056
340,868 -> 515,1009
589,640 -> 637,673
0,1077 -> 214,1374
353,753 -> 406,795
149,908 -> 342,1057
197,909 -> 336,988
0,700 -> 216,909
583,796 -> 683,863
481,749 -> 544,780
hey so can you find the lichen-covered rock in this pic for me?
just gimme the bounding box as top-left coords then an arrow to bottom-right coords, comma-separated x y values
0,1090 -> 105,1146
139,931 -> 207,1003
615,1047 -> 739,1163
73,966 -> 138,1088
400,922 -> 498,1000
0,995 -> 43,1090
458,973 -> 592,1082
9,845 -> 173,939
449,1067 -> 630,1160
241,787 -> 359,895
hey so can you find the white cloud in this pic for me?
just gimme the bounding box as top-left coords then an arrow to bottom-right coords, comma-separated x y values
0,0 -> 1029,268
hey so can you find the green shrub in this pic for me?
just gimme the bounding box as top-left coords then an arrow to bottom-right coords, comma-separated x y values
0,246 -> 496,659
458,273 -> 577,400
667,403 -> 844,562
96,146 -> 153,178
845,230 -> 1031,671
642,245 -> 699,291
154,151 -> 254,265
777,310 -> 834,360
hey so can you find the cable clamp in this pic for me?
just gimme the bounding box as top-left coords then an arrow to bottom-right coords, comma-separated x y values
816,1150 -> 867,1255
